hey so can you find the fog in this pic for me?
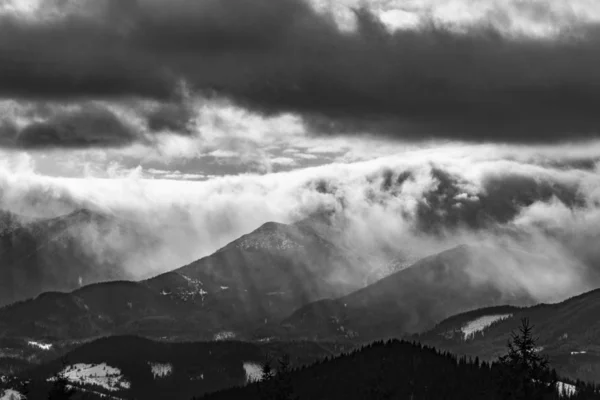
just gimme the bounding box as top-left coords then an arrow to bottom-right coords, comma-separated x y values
1,142 -> 600,306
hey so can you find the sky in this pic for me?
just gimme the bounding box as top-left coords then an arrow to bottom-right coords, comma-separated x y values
2,0 -> 600,302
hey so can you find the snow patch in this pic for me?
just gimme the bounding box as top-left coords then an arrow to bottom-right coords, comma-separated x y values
214,331 -> 236,341
28,340 -> 52,350
461,314 -> 512,339
0,389 -> 24,400
148,362 -> 172,379
190,374 -> 204,381
174,274 -> 207,302
53,363 -> 131,392
557,381 -> 577,397
243,362 -> 264,384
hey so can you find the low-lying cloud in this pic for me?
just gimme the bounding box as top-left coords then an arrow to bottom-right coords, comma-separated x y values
2,143 -> 600,306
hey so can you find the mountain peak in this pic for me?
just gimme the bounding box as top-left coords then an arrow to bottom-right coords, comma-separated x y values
233,221 -> 306,252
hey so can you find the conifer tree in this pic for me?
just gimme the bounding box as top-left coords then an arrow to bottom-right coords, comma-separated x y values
258,353 -> 299,400
273,354 -> 299,400
497,318 -> 558,400
47,358 -> 77,400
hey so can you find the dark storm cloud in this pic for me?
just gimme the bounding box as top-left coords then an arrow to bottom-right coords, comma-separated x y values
2,0 -> 600,143
0,104 -> 139,149
145,101 -> 196,134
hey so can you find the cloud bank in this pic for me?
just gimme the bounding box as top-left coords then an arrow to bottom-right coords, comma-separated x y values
2,143 -> 600,305
1,0 -> 600,147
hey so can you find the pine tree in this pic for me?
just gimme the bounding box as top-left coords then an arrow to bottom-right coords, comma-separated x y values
47,358 -> 77,400
258,353 -> 299,400
261,354 -> 274,383
273,354 -> 299,400
497,318 -> 558,400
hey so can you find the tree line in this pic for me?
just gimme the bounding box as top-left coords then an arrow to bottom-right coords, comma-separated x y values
199,319 -> 600,400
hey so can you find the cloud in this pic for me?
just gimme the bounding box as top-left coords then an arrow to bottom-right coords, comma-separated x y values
296,153 -> 319,160
0,103 -> 140,149
147,169 -> 207,180
270,157 -> 297,166
2,142 -> 600,306
1,0 -> 600,145
208,149 -> 239,159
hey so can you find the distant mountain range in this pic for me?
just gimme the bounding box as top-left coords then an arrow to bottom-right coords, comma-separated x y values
0,208 -> 136,308
418,288 -> 600,383
6,287 -> 600,398
3,209 -> 600,397
0,211 -> 553,344
280,244 -> 550,341
0,210 -> 388,341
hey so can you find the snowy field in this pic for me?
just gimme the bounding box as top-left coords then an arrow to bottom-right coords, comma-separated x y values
243,362 -> 264,383
53,363 -> 131,392
27,341 -> 52,351
0,389 -> 24,400
149,362 -> 173,379
461,314 -> 512,339
557,381 -> 577,397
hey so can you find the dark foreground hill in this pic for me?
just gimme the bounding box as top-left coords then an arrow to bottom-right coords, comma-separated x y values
5,336 -> 596,400
0,336 -> 354,400
201,339 -> 599,400
418,289 -> 600,383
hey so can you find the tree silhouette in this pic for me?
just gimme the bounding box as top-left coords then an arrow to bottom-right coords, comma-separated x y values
272,354 -> 299,400
47,358 -> 77,400
258,353 -> 299,400
497,318 -> 558,400
261,353 -> 275,383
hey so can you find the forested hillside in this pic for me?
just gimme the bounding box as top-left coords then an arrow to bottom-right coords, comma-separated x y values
201,321 -> 600,400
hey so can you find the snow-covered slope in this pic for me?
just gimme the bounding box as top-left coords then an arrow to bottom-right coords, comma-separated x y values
461,314 -> 512,339
0,389 -> 24,400
149,363 -> 173,379
53,363 -> 131,392
243,362 -> 263,384
557,381 -> 577,397
27,341 -> 52,351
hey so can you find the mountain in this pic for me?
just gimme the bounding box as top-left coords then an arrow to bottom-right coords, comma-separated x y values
0,208 -> 136,307
0,217 -> 376,344
1,336 -> 354,400
281,244 -> 548,341
418,288 -> 600,383
144,218 -> 373,331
